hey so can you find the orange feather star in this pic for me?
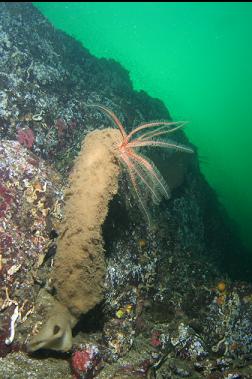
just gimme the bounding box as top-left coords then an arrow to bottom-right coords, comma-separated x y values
88,104 -> 193,224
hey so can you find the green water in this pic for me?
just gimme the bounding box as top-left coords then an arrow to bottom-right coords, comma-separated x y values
34,2 -> 252,252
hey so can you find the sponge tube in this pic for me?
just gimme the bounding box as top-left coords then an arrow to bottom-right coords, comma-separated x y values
28,128 -> 121,352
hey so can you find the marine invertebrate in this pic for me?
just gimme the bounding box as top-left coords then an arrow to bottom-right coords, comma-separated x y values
17,127 -> 35,149
89,105 -> 193,224
71,344 -> 102,379
216,281 -> 227,293
138,239 -> 147,249
28,128 -> 121,352
27,107 -> 193,352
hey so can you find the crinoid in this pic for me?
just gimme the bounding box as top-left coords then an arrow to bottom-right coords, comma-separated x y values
88,104 -> 193,224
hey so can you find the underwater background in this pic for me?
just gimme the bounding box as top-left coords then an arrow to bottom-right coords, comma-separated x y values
34,2 -> 252,253
1,3 -> 252,376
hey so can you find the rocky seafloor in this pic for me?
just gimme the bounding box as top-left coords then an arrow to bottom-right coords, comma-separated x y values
0,3 -> 252,379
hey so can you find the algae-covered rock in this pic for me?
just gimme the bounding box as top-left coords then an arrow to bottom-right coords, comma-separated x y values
0,352 -> 72,379
0,140 -> 63,357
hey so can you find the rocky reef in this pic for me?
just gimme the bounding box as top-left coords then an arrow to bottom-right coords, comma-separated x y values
0,2 -> 252,378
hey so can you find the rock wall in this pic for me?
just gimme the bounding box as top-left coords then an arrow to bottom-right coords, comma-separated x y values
0,2 -> 252,378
